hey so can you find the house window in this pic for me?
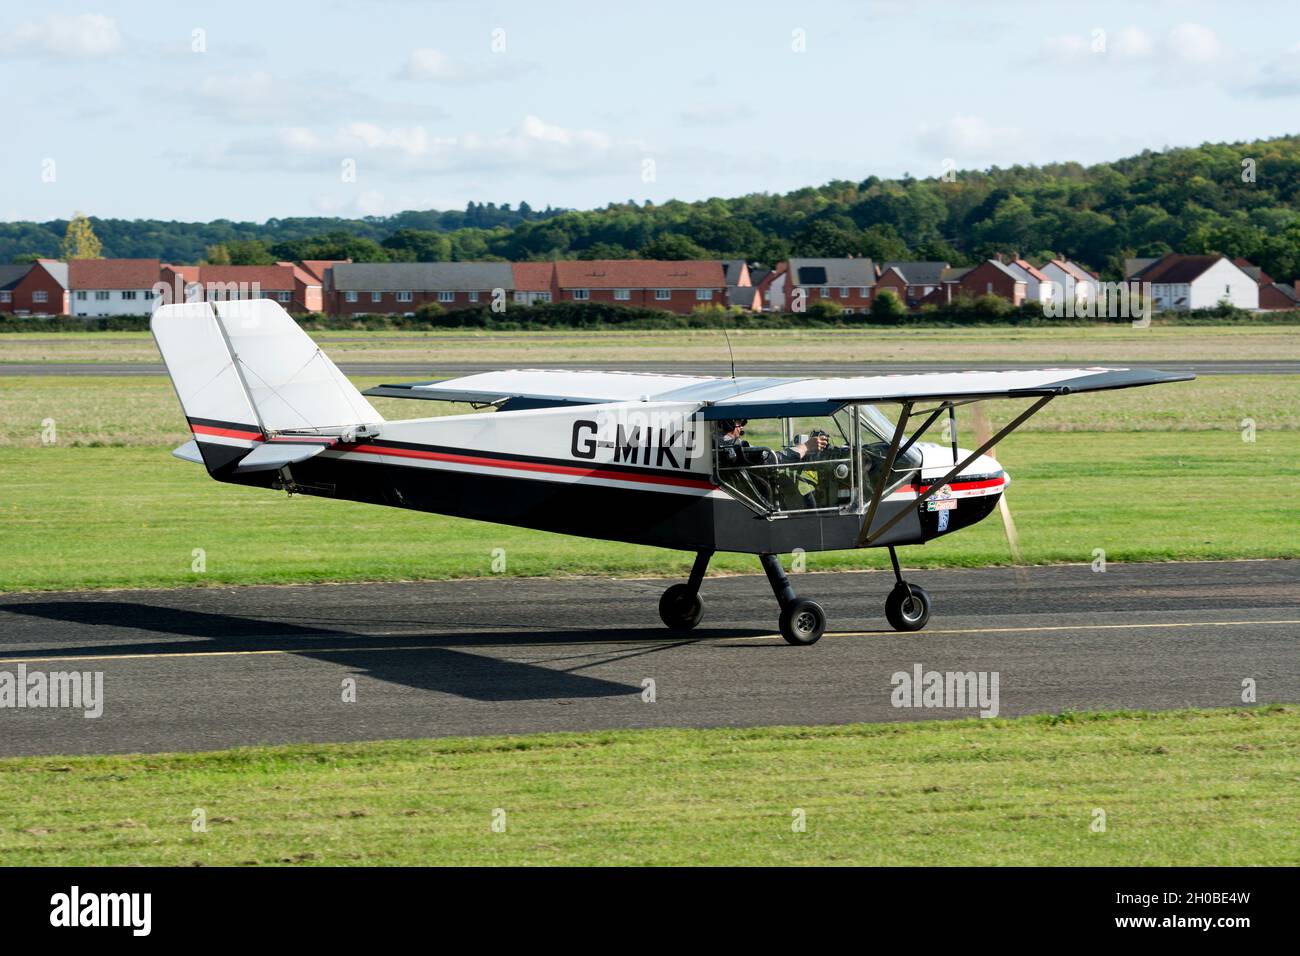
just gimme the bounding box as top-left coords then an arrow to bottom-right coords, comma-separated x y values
539,292 -> 552,303
371,292 -> 383,303
76,291 -> 87,300
514,291 -> 527,303
143,290 -> 154,300
840,287 -> 849,298
397,291 -> 413,302
33,291 -> 48,303
277,291 -> 291,303
122,290 -> 138,300
95,290 -> 110,301
696,289 -> 713,300
655,289 -> 671,300
468,291 -> 479,303
614,289 -> 630,300
438,291 -> 454,303
0,292 -> 11,303
573,289 -> 590,300
986,283 -> 993,293
818,287 -> 829,297
860,287 -> 869,296
345,291 -> 358,303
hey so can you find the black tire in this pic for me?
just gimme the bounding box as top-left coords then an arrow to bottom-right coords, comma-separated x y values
885,583 -> 931,632
659,583 -> 703,631
779,598 -> 826,646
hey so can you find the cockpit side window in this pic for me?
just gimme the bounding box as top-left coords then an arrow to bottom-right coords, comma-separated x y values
714,405 -> 924,517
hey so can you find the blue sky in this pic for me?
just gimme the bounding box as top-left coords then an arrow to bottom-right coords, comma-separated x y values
3,0 -> 1299,223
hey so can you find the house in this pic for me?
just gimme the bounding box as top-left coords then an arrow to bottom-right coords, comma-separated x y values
1128,254 -> 1259,311
1004,259 -> 1053,306
197,265 -> 296,305
510,262 -> 556,305
552,260 -> 728,314
280,259 -> 348,313
1040,259 -> 1100,307
5,259 -> 68,316
68,259 -> 162,316
0,263 -> 30,313
1258,282 -> 1299,311
328,262 -> 514,315
767,258 -> 876,313
950,260 -> 1027,306
875,262 -> 949,309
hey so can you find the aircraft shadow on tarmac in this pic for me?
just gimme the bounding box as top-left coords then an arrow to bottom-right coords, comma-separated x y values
0,601 -> 767,703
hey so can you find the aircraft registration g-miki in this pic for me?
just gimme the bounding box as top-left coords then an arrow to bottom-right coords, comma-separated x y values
153,300 -> 1193,645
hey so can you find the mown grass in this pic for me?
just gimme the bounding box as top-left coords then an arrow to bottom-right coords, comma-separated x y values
1,430 -> 1296,592
0,372 -> 1293,449
2,323 -> 1298,364
1,707 -> 1295,866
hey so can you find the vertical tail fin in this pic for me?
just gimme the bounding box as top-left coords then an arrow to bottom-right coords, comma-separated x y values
152,300 -> 382,473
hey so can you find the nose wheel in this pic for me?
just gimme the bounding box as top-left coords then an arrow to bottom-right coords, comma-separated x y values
885,546 -> 932,631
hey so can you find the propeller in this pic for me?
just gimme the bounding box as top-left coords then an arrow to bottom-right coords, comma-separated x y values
970,402 -> 1024,566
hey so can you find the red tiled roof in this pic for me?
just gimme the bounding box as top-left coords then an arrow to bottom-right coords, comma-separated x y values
511,261 -> 555,291
298,259 -> 349,283
68,258 -> 161,289
1132,254 -> 1225,285
554,259 -> 726,289
192,265 -> 295,290
1012,258 -> 1048,282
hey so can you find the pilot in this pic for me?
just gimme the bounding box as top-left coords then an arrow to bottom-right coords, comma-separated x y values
717,419 -> 828,462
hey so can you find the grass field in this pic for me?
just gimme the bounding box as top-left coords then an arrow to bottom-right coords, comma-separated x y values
1,373 -> 1296,591
1,707 -> 1295,866
2,323 -> 1299,364
1,430 -> 1297,591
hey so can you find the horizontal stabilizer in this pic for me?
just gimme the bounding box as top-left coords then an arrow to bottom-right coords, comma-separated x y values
233,440 -> 336,474
172,439 -> 205,464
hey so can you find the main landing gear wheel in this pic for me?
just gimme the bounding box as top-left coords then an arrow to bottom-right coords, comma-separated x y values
885,583 -> 931,632
779,598 -> 826,646
659,583 -> 704,631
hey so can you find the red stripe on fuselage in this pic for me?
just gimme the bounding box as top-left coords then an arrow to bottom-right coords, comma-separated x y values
190,423 -> 263,440
344,443 -> 716,489
897,476 -> 1006,494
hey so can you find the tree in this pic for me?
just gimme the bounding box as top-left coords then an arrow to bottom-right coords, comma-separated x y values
871,289 -> 907,317
62,213 -> 102,260
382,228 -> 451,262
640,233 -> 708,259
204,244 -> 232,265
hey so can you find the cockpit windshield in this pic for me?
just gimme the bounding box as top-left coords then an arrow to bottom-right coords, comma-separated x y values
714,404 -> 922,516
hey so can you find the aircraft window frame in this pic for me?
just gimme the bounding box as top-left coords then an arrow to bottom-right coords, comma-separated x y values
714,403 -> 925,519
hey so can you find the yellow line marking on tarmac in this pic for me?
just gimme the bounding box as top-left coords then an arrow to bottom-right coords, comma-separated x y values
0,619 -> 1296,665
730,619 -> 1300,642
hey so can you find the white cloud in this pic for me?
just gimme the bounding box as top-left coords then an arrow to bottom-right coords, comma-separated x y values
400,48 -> 537,84
1243,43 -> 1300,98
916,116 -> 1026,161
179,69 -> 444,125
205,115 -> 654,182
1,13 -> 123,57
1167,22 -> 1224,65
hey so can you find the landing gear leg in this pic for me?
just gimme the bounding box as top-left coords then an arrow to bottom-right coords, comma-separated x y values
885,546 -> 932,632
760,552 -> 826,646
659,550 -> 712,631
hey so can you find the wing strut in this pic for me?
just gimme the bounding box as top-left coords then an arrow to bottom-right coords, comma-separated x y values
859,395 -> 1054,547
858,402 -> 913,546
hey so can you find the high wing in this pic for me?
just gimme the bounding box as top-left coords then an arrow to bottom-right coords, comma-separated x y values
364,366 -> 1193,416
363,369 -> 794,410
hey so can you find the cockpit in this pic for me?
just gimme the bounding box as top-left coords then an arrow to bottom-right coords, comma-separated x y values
714,404 -> 922,517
